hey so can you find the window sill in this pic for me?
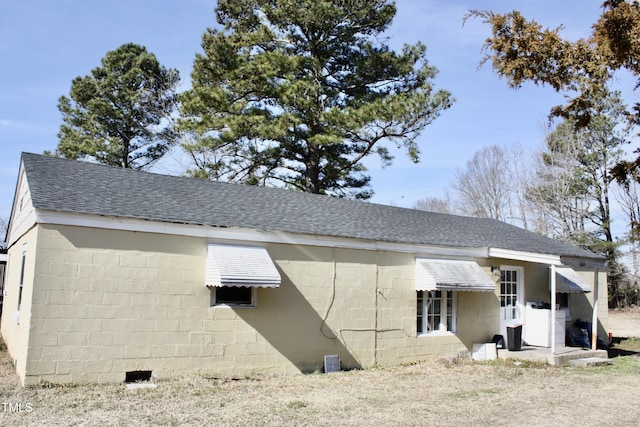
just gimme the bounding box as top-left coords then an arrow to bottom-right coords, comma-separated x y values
418,331 -> 455,337
211,304 -> 256,309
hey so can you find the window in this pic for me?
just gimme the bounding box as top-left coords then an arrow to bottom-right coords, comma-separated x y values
556,293 -> 569,308
206,244 -> 279,308
417,290 -> 456,335
17,246 -> 26,311
556,293 -> 571,320
211,286 -> 255,307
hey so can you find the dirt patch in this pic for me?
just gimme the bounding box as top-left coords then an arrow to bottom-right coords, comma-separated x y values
608,306 -> 640,338
607,308 -> 640,358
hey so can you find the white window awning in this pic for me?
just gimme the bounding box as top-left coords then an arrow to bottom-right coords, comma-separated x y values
206,244 -> 281,288
553,267 -> 592,293
415,259 -> 496,292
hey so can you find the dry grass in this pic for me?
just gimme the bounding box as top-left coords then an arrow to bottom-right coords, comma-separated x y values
0,326 -> 639,425
608,307 -> 640,338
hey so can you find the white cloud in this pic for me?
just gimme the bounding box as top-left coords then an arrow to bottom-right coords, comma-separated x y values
0,119 -> 30,129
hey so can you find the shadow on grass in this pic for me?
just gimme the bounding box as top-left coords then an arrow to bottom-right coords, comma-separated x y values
608,336 -> 640,358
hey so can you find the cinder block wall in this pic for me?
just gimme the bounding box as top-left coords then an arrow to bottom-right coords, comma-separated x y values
570,269 -> 608,336
28,225 -> 386,383
24,224 -> 500,384
27,224 -> 210,384
373,252 -> 494,365
0,227 -> 38,384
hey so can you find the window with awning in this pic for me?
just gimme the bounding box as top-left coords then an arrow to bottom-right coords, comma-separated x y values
553,267 -> 592,293
415,259 -> 496,292
206,244 -> 281,288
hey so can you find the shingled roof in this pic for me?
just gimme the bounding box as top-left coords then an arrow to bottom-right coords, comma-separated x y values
21,152 -> 601,260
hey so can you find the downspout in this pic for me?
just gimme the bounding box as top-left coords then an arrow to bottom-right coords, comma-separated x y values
373,251 -> 380,366
550,264 -> 557,355
591,268 -> 599,351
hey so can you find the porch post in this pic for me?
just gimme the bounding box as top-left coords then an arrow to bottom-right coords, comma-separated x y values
591,268 -> 599,351
550,264 -> 557,355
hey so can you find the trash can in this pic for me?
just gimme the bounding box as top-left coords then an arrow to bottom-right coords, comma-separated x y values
506,324 -> 522,351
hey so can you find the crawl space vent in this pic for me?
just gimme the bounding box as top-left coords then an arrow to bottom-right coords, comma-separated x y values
125,370 -> 152,383
125,370 -> 156,390
323,355 -> 340,373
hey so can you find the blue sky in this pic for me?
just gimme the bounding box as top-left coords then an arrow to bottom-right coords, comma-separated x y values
0,1 -> 627,227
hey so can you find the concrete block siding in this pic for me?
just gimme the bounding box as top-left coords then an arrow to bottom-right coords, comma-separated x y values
11,224 -> 496,384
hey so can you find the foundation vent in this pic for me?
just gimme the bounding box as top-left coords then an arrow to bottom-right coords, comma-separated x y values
125,370 -> 153,383
323,355 -> 340,373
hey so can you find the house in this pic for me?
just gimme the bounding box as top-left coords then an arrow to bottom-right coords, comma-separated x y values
1,153 -> 608,385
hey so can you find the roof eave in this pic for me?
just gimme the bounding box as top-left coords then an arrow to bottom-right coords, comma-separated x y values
34,210 -> 606,268
559,255 -> 608,270
34,209 -> 486,258
488,247 -> 562,265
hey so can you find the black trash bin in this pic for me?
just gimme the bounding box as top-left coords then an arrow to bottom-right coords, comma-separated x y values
506,325 -> 522,351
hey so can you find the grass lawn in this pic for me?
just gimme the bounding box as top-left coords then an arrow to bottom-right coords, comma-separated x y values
0,337 -> 639,426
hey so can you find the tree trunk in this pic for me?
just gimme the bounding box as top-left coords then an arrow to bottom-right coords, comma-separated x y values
304,143 -> 322,194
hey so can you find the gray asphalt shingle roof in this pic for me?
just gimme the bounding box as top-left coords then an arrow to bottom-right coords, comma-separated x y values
21,152 -> 601,260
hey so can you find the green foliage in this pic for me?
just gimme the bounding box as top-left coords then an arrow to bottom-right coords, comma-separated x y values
467,3 -> 640,302
55,43 -> 180,169
467,9 -> 604,93
530,91 -> 627,243
180,0 -> 453,198
466,2 -> 640,130
525,90 -> 630,306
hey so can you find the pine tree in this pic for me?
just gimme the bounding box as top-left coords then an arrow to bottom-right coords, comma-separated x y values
180,0 -> 452,199
56,43 -> 180,169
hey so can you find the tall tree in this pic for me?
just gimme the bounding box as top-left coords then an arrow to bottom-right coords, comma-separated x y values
466,1 -> 640,175
527,91 -> 629,306
617,169 -> 640,274
413,193 -> 455,215
528,123 -> 596,243
0,217 -> 7,251
466,3 -> 639,307
55,43 -> 180,170
453,145 -> 513,221
547,93 -> 625,248
615,173 -> 640,306
180,0 -> 453,199
504,144 -> 537,231
451,144 -> 539,230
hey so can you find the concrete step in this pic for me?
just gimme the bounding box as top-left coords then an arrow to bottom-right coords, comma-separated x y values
569,357 -> 612,367
553,349 -> 608,366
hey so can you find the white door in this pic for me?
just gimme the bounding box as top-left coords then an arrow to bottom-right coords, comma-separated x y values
499,266 -> 524,346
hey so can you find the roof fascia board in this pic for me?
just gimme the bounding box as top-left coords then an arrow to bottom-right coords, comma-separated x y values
5,159 -> 25,247
559,256 -> 607,270
488,247 -> 562,265
7,161 -> 37,249
35,210 -> 488,258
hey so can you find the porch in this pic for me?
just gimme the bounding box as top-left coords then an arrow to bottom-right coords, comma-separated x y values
498,345 -> 609,366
